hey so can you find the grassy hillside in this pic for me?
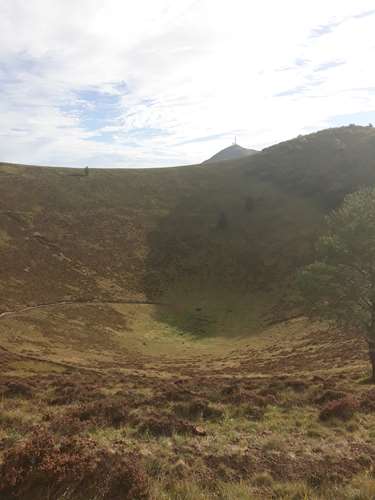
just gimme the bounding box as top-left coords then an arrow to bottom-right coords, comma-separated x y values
2,125 -> 375,498
1,125 -> 375,335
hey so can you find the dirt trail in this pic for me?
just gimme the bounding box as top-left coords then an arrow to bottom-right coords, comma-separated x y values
0,299 -> 167,372
0,298 -> 164,320
0,343 -> 105,374
0,299 -> 166,373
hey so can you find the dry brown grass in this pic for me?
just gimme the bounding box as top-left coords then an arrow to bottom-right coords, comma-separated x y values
1,313 -> 375,498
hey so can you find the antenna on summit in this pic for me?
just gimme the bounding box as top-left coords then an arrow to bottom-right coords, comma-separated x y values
233,136 -> 237,145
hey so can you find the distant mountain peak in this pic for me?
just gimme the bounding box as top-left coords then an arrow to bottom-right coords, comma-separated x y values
204,143 -> 258,163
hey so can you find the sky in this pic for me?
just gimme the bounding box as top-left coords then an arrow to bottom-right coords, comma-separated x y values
1,1 -> 375,168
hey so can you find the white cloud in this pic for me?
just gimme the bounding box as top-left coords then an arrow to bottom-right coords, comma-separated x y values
0,0 -> 375,167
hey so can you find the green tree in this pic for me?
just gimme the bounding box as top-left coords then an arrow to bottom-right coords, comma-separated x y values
298,187 -> 375,381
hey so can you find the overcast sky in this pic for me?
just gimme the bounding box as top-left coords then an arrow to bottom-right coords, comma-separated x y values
1,1 -> 375,167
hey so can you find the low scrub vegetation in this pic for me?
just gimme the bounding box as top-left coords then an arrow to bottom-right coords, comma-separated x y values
1,335 -> 375,499
2,128 -> 375,497
0,429 -> 149,500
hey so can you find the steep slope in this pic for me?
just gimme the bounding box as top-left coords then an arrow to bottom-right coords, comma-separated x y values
1,125 -> 375,335
204,143 -> 258,163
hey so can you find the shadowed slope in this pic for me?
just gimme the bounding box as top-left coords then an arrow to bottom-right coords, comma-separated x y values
1,126 -> 375,336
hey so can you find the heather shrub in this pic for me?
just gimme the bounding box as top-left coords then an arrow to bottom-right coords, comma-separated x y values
70,398 -> 128,427
319,395 -> 359,421
48,380 -> 104,405
221,384 -> 273,406
284,379 -> 307,392
137,414 -> 204,437
314,389 -> 347,405
0,428 -> 150,499
0,380 -> 34,399
235,403 -> 265,421
360,388 -> 375,412
47,414 -> 88,436
173,399 -> 223,421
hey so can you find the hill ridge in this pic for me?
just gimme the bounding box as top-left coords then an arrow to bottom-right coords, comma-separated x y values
204,143 -> 258,163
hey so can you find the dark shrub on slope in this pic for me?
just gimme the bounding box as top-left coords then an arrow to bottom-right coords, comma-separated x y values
0,428 -> 149,500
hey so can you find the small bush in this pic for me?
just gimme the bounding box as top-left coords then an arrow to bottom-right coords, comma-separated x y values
234,404 -> 265,421
262,436 -> 286,452
284,379 -> 307,392
70,398 -> 128,427
221,385 -> 273,406
137,415 -> 204,437
360,388 -> 375,412
314,389 -> 347,405
162,387 -> 195,402
173,400 -> 223,421
0,428 -> 149,499
319,395 -> 359,421
47,414 -> 88,436
48,381 -> 104,405
0,381 -> 33,399
252,471 -> 274,487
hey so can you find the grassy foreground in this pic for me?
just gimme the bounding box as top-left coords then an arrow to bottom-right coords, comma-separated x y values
1,303 -> 375,499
